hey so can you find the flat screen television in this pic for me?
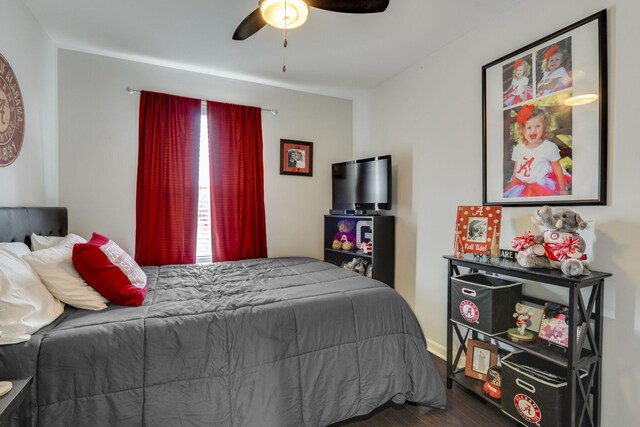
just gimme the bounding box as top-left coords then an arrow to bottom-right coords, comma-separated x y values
331,155 -> 392,213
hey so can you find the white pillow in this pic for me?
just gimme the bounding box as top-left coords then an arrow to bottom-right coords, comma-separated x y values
31,233 -> 65,251
23,234 -> 108,311
0,242 -> 31,257
0,243 -> 65,345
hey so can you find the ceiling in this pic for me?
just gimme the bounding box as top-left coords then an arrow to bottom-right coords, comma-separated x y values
24,0 -> 522,99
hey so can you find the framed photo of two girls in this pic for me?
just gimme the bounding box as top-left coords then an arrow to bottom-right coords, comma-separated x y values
482,10 -> 607,207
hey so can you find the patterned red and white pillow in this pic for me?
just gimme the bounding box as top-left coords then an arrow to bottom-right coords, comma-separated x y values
72,233 -> 147,306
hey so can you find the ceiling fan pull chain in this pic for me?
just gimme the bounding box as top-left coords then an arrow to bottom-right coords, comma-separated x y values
282,34 -> 287,72
282,3 -> 288,72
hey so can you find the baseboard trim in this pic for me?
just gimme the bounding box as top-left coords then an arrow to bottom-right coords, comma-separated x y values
427,338 -> 467,367
426,338 -> 446,360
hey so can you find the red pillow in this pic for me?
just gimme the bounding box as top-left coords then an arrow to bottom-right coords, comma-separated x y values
72,233 -> 147,306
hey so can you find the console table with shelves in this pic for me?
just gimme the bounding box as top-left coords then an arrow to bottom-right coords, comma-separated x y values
324,215 -> 395,287
444,255 -> 611,427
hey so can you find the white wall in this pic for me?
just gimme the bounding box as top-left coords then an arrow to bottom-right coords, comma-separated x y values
352,89 -> 419,309
57,50 -> 352,257
0,0 -> 58,206
354,0 -> 639,425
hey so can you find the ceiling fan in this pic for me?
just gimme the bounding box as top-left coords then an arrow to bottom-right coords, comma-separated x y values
233,0 -> 390,41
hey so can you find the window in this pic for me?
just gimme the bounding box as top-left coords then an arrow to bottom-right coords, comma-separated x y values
196,112 -> 212,263
196,101 -> 266,263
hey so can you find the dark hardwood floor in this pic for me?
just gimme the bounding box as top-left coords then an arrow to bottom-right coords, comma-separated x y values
331,356 -> 514,427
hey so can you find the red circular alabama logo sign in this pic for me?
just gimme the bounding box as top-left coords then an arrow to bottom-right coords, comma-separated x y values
0,53 -> 25,167
459,300 -> 480,323
514,393 -> 542,424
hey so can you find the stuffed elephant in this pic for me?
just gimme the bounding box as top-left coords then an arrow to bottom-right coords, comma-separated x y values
513,205 -> 590,276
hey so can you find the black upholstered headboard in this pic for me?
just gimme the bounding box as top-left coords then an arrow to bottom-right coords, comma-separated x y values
0,207 -> 68,247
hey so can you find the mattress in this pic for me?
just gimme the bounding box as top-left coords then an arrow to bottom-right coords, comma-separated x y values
0,257 -> 446,426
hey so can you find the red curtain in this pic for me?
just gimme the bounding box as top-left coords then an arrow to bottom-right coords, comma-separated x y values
207,101 -> 267,261
135,91 -> 201,266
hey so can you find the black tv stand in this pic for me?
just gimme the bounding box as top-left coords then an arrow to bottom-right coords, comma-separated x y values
324,214 -> 395,287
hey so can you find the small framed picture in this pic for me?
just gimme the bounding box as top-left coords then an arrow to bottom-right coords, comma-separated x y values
280,139 -> 313,176
465,339 -> 499,381
538,302 -> 585,348
453,206 -> 502,257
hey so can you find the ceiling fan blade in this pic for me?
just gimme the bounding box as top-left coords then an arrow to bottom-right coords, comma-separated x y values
232,8 -> 267,40
307,0 -> 389,14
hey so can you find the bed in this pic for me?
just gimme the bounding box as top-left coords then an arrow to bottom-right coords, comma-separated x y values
0,207 -> 446,426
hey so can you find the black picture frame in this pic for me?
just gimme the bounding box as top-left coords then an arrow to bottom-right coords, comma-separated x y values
482,10 -> 607,207
279,139 -> 313,177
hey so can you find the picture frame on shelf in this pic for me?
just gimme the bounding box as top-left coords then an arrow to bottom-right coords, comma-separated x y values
453,206 -> 502,258
482,10 -> 607,207
538,302 -> 585,348
465,339 -> 499,382
280,139 -> 313,176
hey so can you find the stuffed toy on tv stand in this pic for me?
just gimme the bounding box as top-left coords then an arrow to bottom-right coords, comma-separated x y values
332,219 -> 357,251
511,205 -> 589,276
341,257 -> 368,275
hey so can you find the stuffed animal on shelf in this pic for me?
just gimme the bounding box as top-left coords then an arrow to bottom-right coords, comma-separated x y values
365,264 -> 373,279
359,240 -> 373,255
512,205 -> 589,276
341,257 -> 368,275
332,219 -> 357,251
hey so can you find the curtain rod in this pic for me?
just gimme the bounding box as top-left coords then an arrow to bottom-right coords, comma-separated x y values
125,87 -> 278,116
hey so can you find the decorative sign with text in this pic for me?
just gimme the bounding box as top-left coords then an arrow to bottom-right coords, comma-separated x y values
499,249 -> 518,260
0,52 -> 25,167
453,206 -> 502,257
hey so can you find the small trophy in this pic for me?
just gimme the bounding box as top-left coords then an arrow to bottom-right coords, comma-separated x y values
507,303 -> 536,343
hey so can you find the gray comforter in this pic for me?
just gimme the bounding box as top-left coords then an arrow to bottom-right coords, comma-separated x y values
1,257 -> 446,426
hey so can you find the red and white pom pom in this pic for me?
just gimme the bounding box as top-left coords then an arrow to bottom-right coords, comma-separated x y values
512,231 -> 537,251
547,236 -> 583,261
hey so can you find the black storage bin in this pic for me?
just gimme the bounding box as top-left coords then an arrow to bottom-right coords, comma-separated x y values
501,352 -> 587,427
450,273 -> 521,335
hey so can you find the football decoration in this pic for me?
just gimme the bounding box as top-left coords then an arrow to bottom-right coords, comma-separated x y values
483,366 -> 502,399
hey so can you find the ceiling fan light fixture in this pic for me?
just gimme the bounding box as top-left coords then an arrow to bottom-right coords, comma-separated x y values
260,0 -> 309,29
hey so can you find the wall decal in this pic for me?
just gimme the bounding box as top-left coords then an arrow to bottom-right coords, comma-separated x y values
0,52 -> 25,167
